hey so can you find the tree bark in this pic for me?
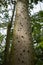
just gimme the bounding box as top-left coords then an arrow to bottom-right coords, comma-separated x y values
9,0 -> 35,65
3,4 -> 15,65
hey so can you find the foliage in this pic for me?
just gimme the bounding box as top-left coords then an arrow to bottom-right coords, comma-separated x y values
0,33 -> 5,65
31,0 -> 43,4
31,11 -> 43,65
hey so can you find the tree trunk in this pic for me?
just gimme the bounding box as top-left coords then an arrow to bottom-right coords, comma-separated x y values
3,4 -> 15,65
9,0 -> 34,65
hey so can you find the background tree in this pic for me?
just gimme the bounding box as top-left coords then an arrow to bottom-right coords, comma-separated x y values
3,1 -> 16,65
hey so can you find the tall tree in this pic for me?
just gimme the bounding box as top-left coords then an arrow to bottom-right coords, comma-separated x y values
3,2 -> 16,65
9,0 -> 35,65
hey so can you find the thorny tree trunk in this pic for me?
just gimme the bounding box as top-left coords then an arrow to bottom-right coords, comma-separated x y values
9,0 -> 35,65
